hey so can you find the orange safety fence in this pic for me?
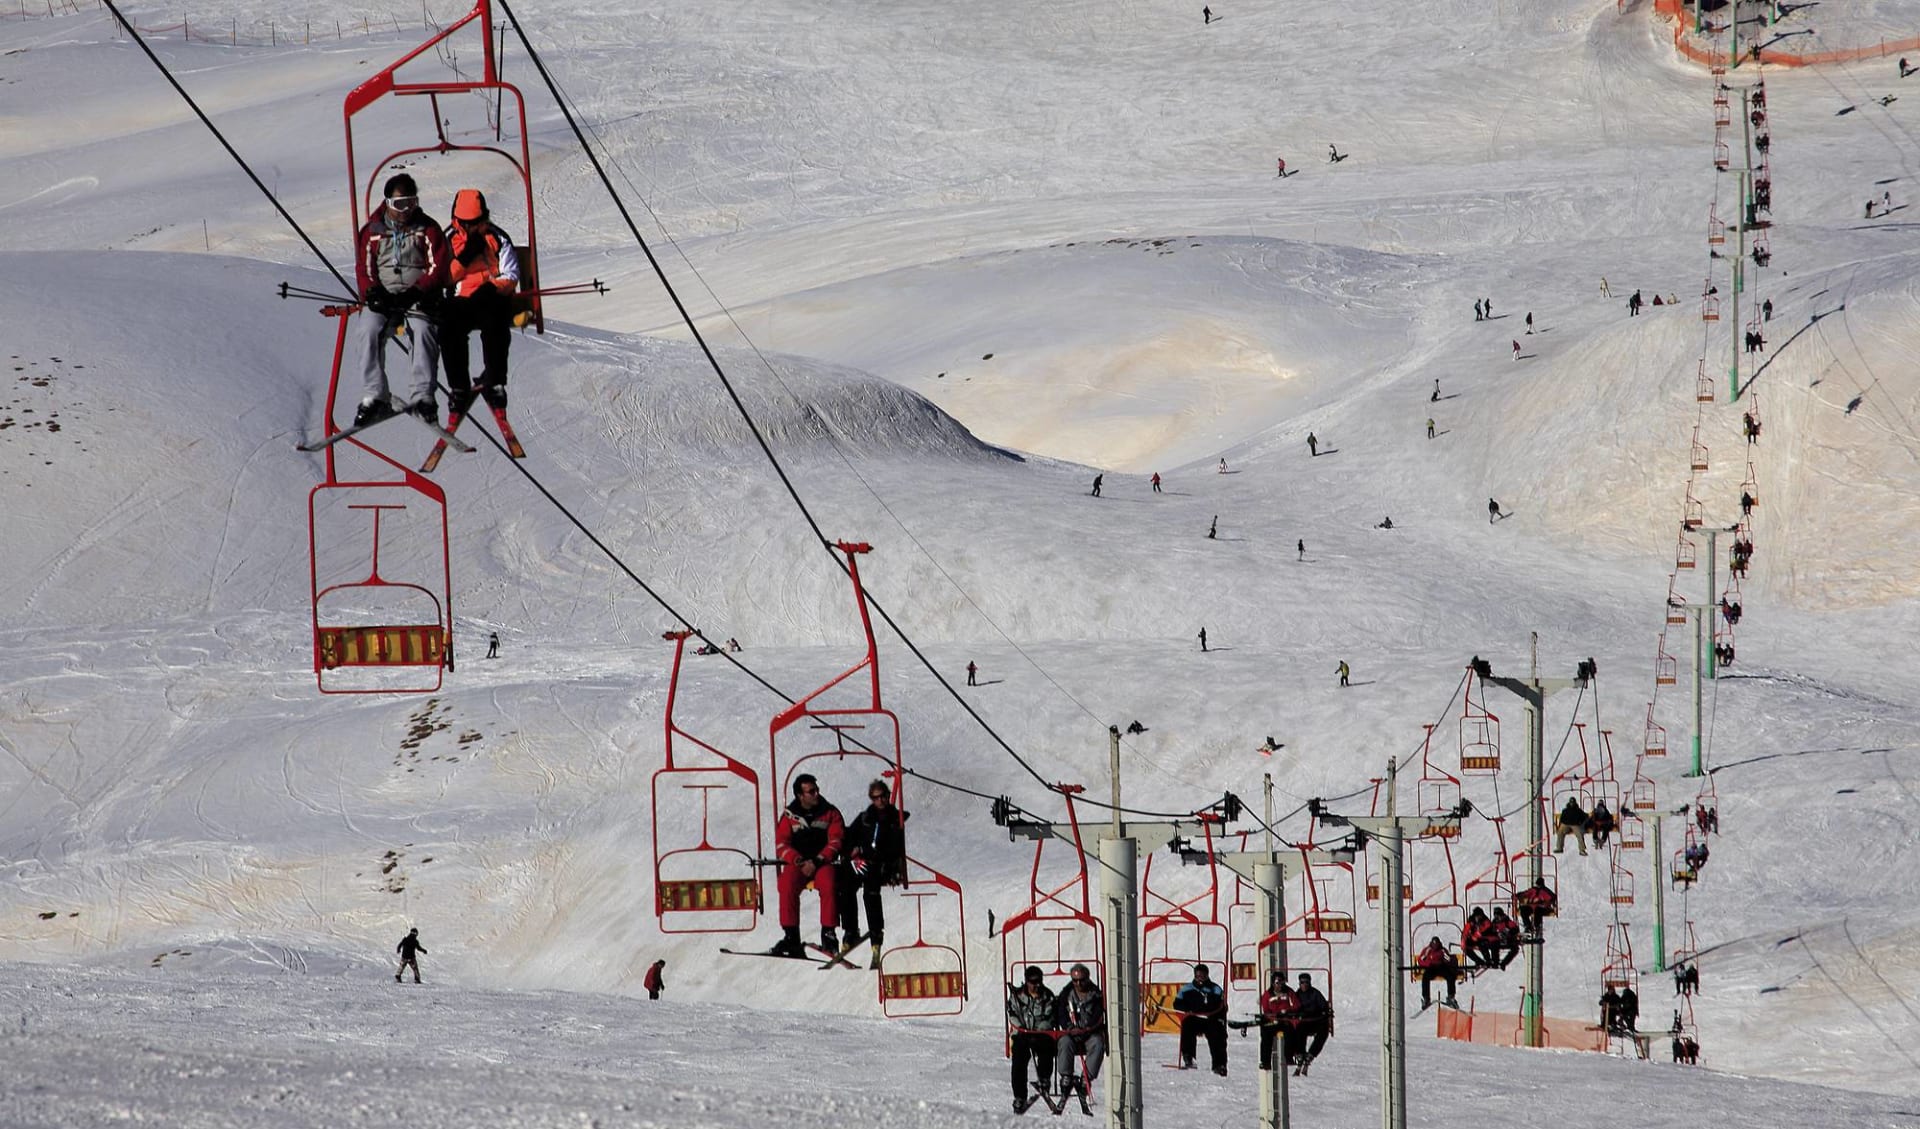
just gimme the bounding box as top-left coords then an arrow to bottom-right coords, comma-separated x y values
1434,1005 -> 1607,1052
1651,0 -> 1920,69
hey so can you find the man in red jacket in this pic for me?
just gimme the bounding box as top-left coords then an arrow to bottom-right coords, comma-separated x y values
772,773 -> 844,957
643,959 -> 666,1000
352,173 -> 449,427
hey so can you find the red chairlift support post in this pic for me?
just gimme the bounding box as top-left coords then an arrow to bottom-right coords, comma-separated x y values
651,629 -> 764,934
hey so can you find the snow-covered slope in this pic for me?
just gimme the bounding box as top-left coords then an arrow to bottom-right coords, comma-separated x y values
3,0 -> 1920,1118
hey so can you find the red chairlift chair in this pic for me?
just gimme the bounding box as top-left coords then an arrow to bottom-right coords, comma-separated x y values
651,630 -> 763,934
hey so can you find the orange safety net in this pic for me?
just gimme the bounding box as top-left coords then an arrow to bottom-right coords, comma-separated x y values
1434,1007 -> 1606,1052
1651,0 -> 1920,68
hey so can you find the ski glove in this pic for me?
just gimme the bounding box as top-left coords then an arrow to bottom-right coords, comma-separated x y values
363,286 -> 399,314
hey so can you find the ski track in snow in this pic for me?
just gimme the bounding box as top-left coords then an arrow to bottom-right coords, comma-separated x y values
2,0 -> 1920,1119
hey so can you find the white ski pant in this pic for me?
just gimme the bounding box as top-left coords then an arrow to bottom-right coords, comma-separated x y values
357,307 -> 441,406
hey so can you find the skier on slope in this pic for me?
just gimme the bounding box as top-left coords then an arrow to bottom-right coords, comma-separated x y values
439,188 -> 522,421
772,773 -> 845,957
837,778 -> 908,967
1488,498 -> 1503,523
395,926 -> 426,983
353,174 -> 449,427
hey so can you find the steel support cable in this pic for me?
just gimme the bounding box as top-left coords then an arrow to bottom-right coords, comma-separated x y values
491,0 -> 1271,821
505,10 -> 1203,802
97,5 -> 1105,826
102,0 -> 355,299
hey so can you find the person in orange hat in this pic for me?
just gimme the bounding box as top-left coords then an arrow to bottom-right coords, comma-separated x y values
440,188 -> 522,412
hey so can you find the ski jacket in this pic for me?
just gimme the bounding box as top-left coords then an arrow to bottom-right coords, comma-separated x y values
1515,885 -> 1557,915
1487,915 -> 1521,945
1174,980 -> 1226,1018
844,803 -> 908,883
1463,911 -> 1490,943
1054,986 -> 1106,1036
1291,985 -> 1330,1022
1259,987 -> 1298,1022
1557,799 -> 1589,827
397,933 -> 425,958
1008,984 -> 1057,1033
776,798 -> 845,867
356,204 -> 448,300
447,219 -> 522,298
1415,942 -> 1455,972
643,963 -> 664,991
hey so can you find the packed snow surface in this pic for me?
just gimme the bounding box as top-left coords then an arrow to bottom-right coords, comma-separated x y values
4,0 -> 1920,1123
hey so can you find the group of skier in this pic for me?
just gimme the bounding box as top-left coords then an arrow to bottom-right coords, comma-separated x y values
766,774 -> 909,966
350,173 -> 523,433
1006,963 -> 1109,1113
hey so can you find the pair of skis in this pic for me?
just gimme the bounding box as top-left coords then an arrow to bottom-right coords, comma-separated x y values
419,389 -> 524,472
1016,1083 -> 1091,1117
719,937 -> 867,971
296,390 -> 524,469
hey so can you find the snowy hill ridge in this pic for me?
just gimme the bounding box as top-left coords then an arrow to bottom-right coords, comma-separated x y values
6,0 -> 1920,1118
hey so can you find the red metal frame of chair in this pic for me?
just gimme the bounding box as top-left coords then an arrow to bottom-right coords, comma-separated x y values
1696,359 -> 1716,404
308,405 -> 452,695
1608,855 -> 1636,906
1655,634 -> 1678,686
1601,923 -> 1637,992
878,855 -> 969,1017
651,629 -> 764,934
1689,426 -> 1710,472
1461,818 -> 1514,919
1682,482 -> 1705,530
1643,704 -> 1668,758
1295,845 -> 1358,943
1140,817 -> 1232,1030
1002,785 -> 1106,1052
1458,666 -> 1501,774
1707,203 -> 1727,244
1415,726 -> 1464,838
340,0 -> 545,336
768,541 -> 906,833
1616,806 -> 1646,851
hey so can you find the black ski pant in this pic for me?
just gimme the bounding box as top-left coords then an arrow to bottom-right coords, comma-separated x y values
397,955 -> 420,983
1285,1020 -> 1329,1065
1421,967 -> 1457,1006
835,864 -> 886,943
1011,1032 -> 1055,1103
439,287 -> 513,408
1179,1015 -> 1227,1070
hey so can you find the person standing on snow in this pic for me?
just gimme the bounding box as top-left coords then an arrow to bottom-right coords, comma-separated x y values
1198,627 -> 1209,653
1336,660 -> 1350,687
438,188 -> 522,416
772,774 -> 845,957
1297,538 -> 1305,561
1488,498 -> 1503,523
354,174 -> 449,427
967,660 -> 979,686
837,779 -> 908,967
1091,473 -> 1103,497
1307,432 -> 1319,456
1151,471 -> 1162,493
1207,515 -> 1218,540
644,959 -> 666,999
395,926 -> 426,983
1427,418 -> 1436,439
486,632 -> 499,659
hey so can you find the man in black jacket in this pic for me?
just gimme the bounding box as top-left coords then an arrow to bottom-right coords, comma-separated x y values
1054,964 -> 1107,1096
837,778 -> 908,966
395,927 -> 425,983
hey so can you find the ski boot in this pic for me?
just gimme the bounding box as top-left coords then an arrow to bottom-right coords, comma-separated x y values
821,927 -> 838,953
863,929 -> 883,967
354,395 -> 398,428
408,398 -> 440,427
770,926 -> 806,959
